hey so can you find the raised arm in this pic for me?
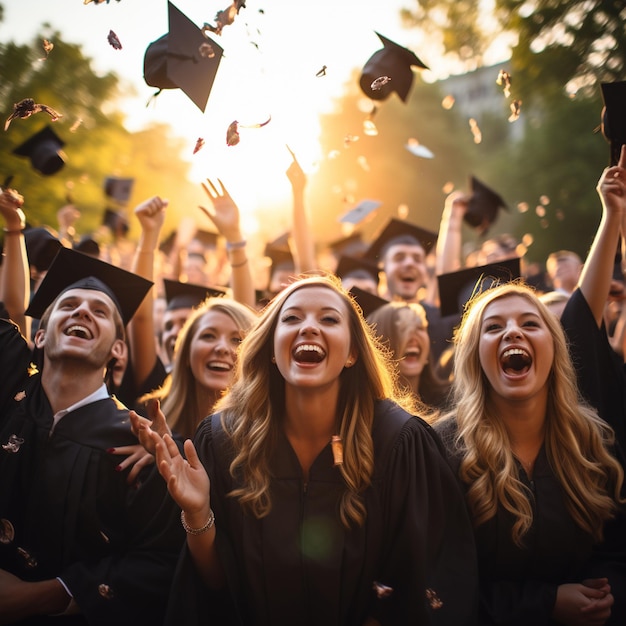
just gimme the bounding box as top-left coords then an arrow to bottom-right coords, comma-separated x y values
286,149 -> 316,272
436,191 -> 468,275
199,179 -> 255,308
578,145 -> 626,327
128,196 -> 167,389
0,188 -> 28,336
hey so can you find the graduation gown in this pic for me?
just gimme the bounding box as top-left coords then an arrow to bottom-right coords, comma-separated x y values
435,418 -> 626,625
165,399 -> 479,626
0,319 -> 185,625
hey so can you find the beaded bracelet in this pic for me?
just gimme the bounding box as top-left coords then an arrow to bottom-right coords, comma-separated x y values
226,239 -> 247,251
180,509 -> 215,535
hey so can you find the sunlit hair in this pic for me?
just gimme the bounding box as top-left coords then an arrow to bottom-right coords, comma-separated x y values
216,273 -> 414,529
435,281 -> 624,546
143,297 -> 257,439
366,301 -> 450,409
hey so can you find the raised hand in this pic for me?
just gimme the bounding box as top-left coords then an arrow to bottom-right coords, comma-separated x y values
198,178 -> 243,243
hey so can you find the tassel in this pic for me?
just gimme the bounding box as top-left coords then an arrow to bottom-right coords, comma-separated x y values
331,435 -> 343,466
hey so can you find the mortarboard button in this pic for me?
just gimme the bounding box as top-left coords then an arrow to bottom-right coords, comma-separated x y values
163,278 -> 225,311
437,257 -> 521,318
23,226 -> 63,272
359,32 -> 428,103
465,176 -> 508,234
600,81 -> 626,167
12,125 -> 66,176
364,217 -> 437,263
143,1 -> 224,113
25,247 -> 153,326
350,286 -> 388,319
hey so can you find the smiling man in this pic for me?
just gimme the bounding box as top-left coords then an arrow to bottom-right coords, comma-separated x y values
0,247 -> 184,625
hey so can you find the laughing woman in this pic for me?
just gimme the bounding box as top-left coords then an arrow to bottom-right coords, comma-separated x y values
431,282 -> 626,625
138,273 -> 478,625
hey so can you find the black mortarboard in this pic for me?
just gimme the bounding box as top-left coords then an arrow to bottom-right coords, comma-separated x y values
349,286 -> 388,319
25,247 -> 152,325
338,199 -> 381,225
437,257 -> 521,318
264,232 -> 294,272
600,80 -> 626,167
143,1 -> 224,112
327,233 -> 368,259
12,125 -> 66,176
163,278 -> 225,310
365,218 -> 437,262
73,235 -> 100,258
159,230 -> 177,257
102,208 -> 130,235
104,176 -> 134,206
24,226 -> 62,271
335,255 -> 380,286
192,229 -> 219,249
359,32 -> 428,102
465,176 -> 508,234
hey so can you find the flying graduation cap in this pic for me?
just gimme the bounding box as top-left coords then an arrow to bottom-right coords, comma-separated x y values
104,176 -> 134,206
12,125 -> 66,176
465,176 -> 509,234
26,247 -> 152,326
359,32 -> 428,102
143,1 -> 224,112
600,80 -> 626,167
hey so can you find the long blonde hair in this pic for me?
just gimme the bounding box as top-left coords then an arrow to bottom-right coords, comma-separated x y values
216,273 -> 414,528
144,297 -> 257,439
436,282 -> 624,546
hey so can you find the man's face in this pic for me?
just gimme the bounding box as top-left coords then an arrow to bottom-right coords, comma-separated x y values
36,288 -> 123,370
161,307 -> 192,362
382,243 -> 427,301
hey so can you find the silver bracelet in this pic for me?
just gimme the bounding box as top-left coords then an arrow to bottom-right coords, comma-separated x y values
180,509 -> 215,535
226,239 -> 247,251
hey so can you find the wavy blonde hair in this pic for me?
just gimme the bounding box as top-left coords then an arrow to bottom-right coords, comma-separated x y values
436,282 -> 624,546
143,297 -> 257,439
216,273 -> 414,528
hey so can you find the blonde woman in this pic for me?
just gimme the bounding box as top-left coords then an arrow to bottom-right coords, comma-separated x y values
366,300 -> 451,409
432,282 -> 626,625
142,296 -> 257,439
136,273 -> 478,625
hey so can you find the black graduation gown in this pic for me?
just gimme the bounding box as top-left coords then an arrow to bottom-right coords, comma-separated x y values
165,399 -> 479,626
435,419 -> 626,625
560,289 -> 626,457
0,319 -> 185,625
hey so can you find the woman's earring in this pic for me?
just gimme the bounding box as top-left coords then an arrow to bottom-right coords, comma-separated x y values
271,355 -> 276,363
345,359 -> 353,367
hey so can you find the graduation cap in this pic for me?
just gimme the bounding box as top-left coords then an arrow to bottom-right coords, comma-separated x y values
73,235 -> 100,258
12,125 -> 66,176
600,80 -> 626,167
338,199 -> 381,225
102,208 -> 129,236
192,229 -> 219,249
335,255 -> 380,286
25,247 -> 152,325
359,32 -> 429,102
465,176 -> 508,234
24,226 -> 63,271
327,233 -> 368,259
163,278 -> 226,310
143,1 -> 224,113
437,257 -> 521,318
365,218 -> 437,263
104,176 -> 134,206
349,286 -> 388,319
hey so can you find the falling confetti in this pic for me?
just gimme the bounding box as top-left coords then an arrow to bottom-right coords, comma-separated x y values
496,70 -> 512,98
4,98 -> 62,131
371,76 -> 391,91
316,65 -> 327,77
343,134 -> 359,148
107,30 -> 122,50
38,39 -> 54,61
225,115 -> 271,147
405,138 -> 434,159
69,118 -> 84,133
441,94 -> 455,110
509,99 -> 522,122
468,118 -> 482,144
193,137 -> 205,154
362,119 -> 378,136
